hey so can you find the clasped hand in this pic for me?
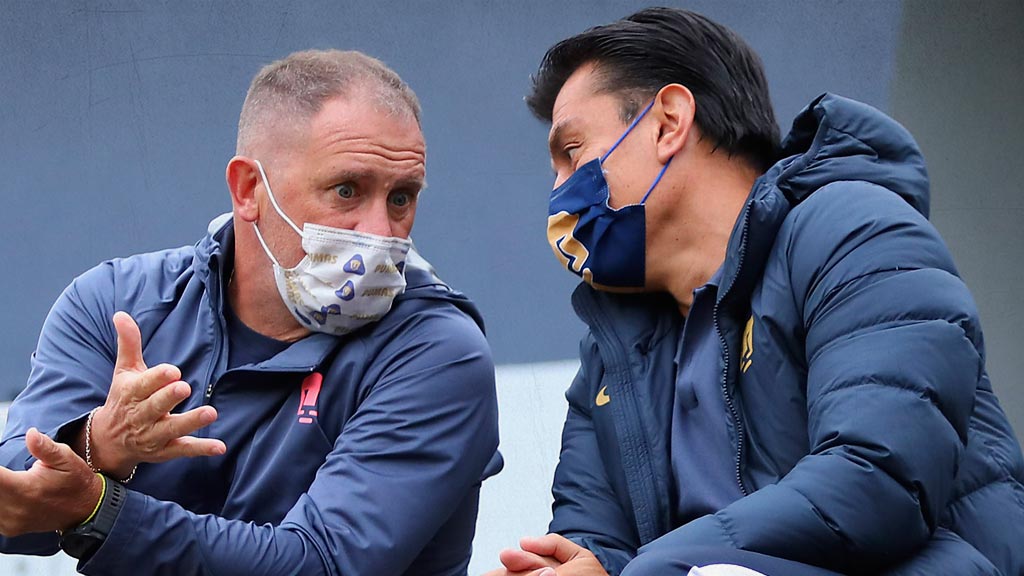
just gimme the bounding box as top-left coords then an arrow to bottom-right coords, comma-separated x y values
483,534 -> 609,576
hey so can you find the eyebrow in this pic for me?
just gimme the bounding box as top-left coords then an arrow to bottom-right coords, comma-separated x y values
548,119 -> 574,158
334,170 -> 427,192
402,176 -> 427,192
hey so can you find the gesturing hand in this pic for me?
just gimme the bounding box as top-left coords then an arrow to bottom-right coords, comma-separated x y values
83,311 -> 226,479
0,428 -> 103,536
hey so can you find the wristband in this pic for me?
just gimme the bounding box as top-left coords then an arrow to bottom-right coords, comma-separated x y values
59,474 -> 127,560
81,472 -> 107,525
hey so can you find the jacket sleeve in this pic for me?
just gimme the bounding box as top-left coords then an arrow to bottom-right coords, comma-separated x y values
639,183 -> 982,573
0,263 -> 118,556
548,336 -> 639,576
76,302 -> 499,576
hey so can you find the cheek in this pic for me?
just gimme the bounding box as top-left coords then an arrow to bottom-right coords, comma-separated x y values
604,156 -> 654,209
604,169 -> 637,209
276,232 -> 307,269
391,207 -> 416,239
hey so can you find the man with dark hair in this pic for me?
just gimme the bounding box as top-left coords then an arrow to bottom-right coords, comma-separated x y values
0,49 -> 501,575
489,7 -> 1023,576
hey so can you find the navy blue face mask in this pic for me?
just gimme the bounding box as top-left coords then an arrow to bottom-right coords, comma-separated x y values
546,100 -> 673,290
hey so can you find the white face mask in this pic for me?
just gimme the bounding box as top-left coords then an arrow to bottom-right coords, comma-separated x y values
251,159 -> 411,336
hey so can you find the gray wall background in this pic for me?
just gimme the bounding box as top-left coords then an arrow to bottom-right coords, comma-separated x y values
0,3 -> 1020,429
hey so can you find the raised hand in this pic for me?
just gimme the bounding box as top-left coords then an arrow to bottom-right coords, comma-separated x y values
82,311 -> 226,479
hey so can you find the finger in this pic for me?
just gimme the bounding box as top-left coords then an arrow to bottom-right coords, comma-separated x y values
156,436 -> 227,461
25,428 -> 77,472
113,311 -> 147,374
500,548 -> 558,572
137,379 -> 192,420
130,364 -> 184,402
527,569 -> 557,576
156,406 -> 219,440
520,534 -> 584,564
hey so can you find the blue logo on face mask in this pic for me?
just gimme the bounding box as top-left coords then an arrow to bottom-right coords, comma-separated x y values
294,307 -> 312,325
310,304 -> 341,325
335,280 -> 356,301
546,100 -> 672,290
343,254 -> 365,275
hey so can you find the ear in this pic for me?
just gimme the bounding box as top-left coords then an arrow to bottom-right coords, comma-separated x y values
226,156 -> 261,223
652,84 -> 696,164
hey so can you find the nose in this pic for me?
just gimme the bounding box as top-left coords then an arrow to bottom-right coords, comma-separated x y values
353,196 -> 395,237
553,168 -> 572,190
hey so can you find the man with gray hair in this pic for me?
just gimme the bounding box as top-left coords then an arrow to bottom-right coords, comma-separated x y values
0,49 -> 501,576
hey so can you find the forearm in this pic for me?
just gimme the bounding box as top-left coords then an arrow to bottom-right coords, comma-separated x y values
80,491 -> 326,576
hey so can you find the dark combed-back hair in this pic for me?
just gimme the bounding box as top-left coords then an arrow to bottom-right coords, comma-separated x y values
527,7 -> 779,171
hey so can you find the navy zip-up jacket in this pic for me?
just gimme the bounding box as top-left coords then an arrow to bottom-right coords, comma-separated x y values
549,94 -> 1024,575
0,217 -> 502,576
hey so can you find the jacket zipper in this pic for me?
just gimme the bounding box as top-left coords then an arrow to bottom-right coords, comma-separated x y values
204,270 -> 225,405
577,294 -> 665,543
714,201 -> 753,498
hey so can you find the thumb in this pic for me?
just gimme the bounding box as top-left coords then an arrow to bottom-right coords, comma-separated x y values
499,548 -> 550,572
521,534 -> 582,564
113,311 -> 146,373
25,427 -> 76,471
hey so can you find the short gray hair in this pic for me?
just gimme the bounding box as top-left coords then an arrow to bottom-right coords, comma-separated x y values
236,49 -> 421,155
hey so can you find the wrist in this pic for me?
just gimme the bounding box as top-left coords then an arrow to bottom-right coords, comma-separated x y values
59,473 -> 127,560
82,473 -> 107,524
59,472 -> 106,534
85,408 -> 137,482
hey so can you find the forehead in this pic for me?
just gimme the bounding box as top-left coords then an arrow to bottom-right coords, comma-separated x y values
304,93 -> 426,166
549,64 -> 625,140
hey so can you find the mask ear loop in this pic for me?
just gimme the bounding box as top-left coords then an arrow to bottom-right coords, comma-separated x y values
597,99 -> 673,204
254,160 -> 303,235
252,159 -> 303,268
601,99 -> 656,163
641,155 -> 673,204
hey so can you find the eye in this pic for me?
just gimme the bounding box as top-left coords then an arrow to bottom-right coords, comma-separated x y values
334,183 -> 356,199
389,190 -> 416,208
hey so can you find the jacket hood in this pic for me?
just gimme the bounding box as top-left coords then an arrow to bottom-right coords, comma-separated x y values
195,214 -> 487,333
773,93 -> 930,217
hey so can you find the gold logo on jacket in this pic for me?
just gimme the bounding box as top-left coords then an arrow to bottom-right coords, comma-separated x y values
741,315 -> 754,373
595,385 -> 611,407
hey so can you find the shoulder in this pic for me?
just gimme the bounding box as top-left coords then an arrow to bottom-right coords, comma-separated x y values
383,289 -> 488,348
774,182 -> 960,312
766,182 -> 984,357
358,291 -> 494,394
782,181 -> 951,269
68,245 -> 198,313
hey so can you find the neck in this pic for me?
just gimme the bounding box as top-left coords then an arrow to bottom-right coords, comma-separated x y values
228,221 -> 311,342
646,152 -> 760,316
